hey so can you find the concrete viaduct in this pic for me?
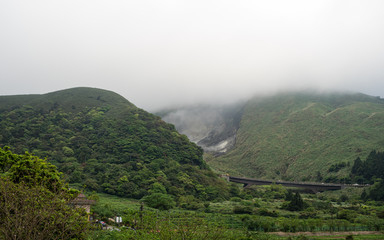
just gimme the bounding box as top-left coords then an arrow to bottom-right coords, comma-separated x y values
227,176 -> 364,192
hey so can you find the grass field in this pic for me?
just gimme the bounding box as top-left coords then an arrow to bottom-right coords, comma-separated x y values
88,185 -> 384,239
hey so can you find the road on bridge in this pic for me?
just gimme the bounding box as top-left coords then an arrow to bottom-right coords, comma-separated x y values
227,176 -> 365,192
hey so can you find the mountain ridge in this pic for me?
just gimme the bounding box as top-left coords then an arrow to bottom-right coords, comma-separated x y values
160,91 -> 384,182
0,87 -> 134,115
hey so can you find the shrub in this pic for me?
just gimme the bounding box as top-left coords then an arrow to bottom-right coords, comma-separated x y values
257,208 -> 279,217
230,197 -> 242,202
285,192 -> 305,211
242,216 -> 262,231
253,200 -> 261,207
141,193 -> 175,210
233,205 -> 253,214
336,209 -> 357,222
339,194 -> 349,202
178,195 -> 203,210
377,210 -> 384,219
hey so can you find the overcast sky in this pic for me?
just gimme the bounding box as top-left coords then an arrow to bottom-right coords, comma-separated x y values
1,1 -> 384,111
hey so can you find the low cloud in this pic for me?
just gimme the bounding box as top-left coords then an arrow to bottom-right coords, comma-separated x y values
1,0 -> 384,110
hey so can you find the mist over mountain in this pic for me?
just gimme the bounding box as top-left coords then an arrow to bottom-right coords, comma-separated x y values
3,87 -> 384,185
158,91 -> 384,182
157,102 -> 244,154
2,1 -> 384,112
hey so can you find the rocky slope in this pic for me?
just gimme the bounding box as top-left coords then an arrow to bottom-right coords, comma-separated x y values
157,102 -> 244,154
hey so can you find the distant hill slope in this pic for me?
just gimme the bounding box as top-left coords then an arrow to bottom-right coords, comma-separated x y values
0,87 -> 229,200
209,92 -> 384,181
157,103 -> 244,154
0,87 -> 133,114
159,92 -> 384,182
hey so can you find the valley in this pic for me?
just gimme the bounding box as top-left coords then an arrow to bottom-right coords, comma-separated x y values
1,88 -> 384,240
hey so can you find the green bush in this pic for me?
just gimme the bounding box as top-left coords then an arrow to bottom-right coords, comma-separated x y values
230,197 -> 242,202
257,208 -> 279,217
337,209 -> 357,222
233,205 -> 253,214
141,193 -> 175,210
0,148 -> 90,240
339,194 -> 349,202
284,192 -> 305,211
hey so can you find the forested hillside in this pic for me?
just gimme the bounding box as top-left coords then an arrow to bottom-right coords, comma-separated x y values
0,87 -> 229,201
204,92 -> 384,182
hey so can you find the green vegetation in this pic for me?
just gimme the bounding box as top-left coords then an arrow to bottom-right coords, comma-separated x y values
210,92 -> 384,181
2,88 -> 384,239
0,147 -> 89,240
351,150 -> 384,184
87,184 -> 384,239
89,211 -> 261,240
351,150 -> 384,201
0,87 -> 230,202
328,162 -> 349,173
2,148 -> 384,239
284,192 -> 305,211
141,193 -> 176,210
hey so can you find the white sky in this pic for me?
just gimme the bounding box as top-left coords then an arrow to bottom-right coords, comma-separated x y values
1,0 -> 384,111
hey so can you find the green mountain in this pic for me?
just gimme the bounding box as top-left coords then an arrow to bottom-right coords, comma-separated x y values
209,92 -> 384,182
0,87 -> 229,201
160,92 -> 384,182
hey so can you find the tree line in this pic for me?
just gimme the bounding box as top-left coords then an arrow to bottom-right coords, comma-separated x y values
0,103 -> 231,203
350,150 -> 384,201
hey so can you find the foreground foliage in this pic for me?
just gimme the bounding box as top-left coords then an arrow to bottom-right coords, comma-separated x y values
0,147 -> 90,240
89,209 -> 278,240
88,183 -> 384,239
0,179 -> 89,240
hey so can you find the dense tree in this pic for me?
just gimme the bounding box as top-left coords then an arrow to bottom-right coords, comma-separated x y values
285,190 -> 294,201
351,157 -> 363,176
350,150 -> 384,201
0,146 -> 64,192
0,89 -> 230,202
0,147 -> 89,240
0,179 -> 89,240
351,150 -> 384,183
367,179 -> 384,201
141,193 -> 176,210
286,192 -> 305,211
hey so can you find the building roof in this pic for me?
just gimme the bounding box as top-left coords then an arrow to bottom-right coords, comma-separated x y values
70,193 -> 96,206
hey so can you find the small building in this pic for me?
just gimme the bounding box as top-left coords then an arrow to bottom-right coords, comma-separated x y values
70,193 -> 95,220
